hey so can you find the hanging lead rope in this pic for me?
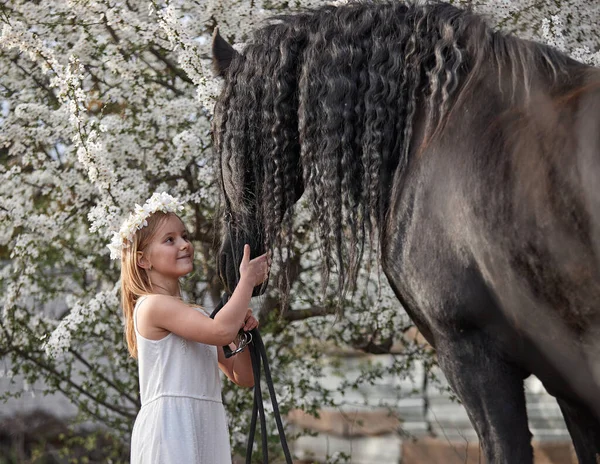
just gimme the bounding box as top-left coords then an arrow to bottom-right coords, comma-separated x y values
210,293 -> 293,464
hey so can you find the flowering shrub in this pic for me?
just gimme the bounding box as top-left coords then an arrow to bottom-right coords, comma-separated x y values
0,0 -> 597,461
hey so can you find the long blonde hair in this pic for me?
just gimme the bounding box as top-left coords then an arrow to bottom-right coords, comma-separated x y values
120,211 -> 175,358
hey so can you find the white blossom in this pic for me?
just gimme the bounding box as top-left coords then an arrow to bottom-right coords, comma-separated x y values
44,287 -> 119,358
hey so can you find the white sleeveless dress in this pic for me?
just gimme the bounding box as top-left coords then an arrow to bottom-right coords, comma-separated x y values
130,296 -> 232,463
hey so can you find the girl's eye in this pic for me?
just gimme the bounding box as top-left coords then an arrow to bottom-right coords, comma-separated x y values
166,237 -> 173,243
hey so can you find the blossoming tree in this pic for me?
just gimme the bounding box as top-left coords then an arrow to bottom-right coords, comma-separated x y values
0,0 -> 597,461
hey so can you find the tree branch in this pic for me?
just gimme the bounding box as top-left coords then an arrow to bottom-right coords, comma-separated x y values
282,305 -> 337,322
148,46 -> 194,85
69,348 -> 140,408
10,57 -> 59,107
15,348 -> 137,420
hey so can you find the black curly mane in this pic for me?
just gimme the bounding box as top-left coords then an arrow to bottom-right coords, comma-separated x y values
213,0 -> 573,295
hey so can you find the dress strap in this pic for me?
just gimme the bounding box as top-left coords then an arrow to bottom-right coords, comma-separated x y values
133,295 -> 149,333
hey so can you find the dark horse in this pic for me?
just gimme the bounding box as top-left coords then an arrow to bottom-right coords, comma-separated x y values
212,1 -> 600,462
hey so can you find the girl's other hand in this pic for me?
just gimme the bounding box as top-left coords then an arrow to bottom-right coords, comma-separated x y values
242,309 -> 259,332
239,244 -> 270,287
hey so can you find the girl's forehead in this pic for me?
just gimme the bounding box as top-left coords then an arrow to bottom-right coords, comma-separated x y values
156,214 -> 185,233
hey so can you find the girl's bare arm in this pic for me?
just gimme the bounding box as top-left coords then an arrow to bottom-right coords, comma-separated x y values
137,245 -> 268,346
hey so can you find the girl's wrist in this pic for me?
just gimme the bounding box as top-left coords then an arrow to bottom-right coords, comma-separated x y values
236,274 -> 255,293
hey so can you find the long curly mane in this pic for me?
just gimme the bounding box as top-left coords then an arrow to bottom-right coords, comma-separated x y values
213,1 -> 573,296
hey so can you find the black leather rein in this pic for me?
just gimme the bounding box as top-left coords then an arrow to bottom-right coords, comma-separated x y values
210,293 -> 293,464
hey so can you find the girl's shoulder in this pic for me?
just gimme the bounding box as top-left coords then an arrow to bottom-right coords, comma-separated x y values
134,294 -> 151,307
135,294 -> 174,316
135,293 -> 163,308
138,293 -> 209,315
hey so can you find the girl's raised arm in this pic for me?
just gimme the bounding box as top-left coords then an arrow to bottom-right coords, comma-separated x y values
137,245 -> 269,346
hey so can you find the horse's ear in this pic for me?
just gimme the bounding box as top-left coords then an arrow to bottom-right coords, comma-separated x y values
212,27 -> 238,76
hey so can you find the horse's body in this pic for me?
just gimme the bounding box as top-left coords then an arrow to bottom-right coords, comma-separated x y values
212,2 -> 600,462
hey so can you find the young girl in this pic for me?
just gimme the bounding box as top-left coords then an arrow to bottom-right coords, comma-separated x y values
109,192 -> 270,463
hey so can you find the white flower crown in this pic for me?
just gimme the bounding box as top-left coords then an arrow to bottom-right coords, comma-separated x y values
107,192 -> 184,260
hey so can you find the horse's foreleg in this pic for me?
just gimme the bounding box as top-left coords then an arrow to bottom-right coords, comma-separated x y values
555,397 -> 600,464
437,332 -> 533,464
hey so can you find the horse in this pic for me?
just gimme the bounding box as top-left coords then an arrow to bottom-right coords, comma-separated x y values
211,1 -> 600,462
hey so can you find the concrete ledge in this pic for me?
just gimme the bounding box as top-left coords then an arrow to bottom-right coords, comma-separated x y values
288,408 -> 401,437
401,437 -> 576,464
292,432 -> 402,463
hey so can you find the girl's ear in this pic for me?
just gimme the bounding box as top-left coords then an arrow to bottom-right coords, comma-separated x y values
137,251 -> 152,270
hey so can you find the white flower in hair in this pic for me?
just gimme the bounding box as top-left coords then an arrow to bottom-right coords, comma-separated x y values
107,192 -> 184,260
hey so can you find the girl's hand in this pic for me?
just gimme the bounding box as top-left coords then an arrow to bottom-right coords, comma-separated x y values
242,309 -> 259,332
239,244 -> 270,287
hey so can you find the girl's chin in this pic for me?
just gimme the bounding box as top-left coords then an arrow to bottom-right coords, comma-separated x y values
179,264 -> 194,275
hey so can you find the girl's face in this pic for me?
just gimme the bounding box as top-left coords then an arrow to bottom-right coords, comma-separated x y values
142,215 -> 194,278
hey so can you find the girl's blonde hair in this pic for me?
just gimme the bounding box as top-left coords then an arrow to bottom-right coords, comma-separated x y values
120,211 -> 176,358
